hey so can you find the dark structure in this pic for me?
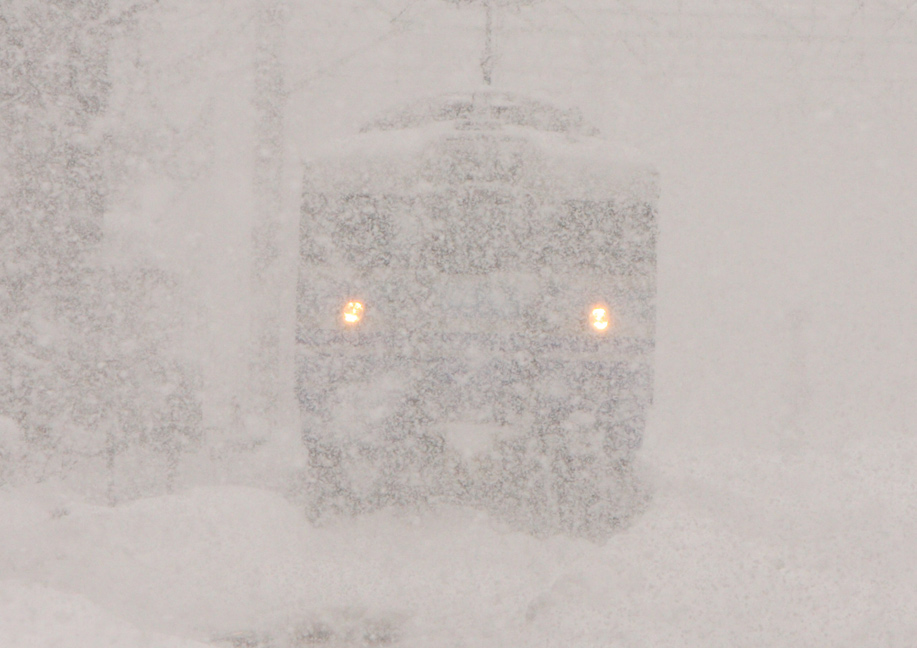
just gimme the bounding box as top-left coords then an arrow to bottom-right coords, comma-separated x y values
296,92 -> 658,540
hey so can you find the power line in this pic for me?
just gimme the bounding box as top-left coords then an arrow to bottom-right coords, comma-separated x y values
285,0 -> 436,97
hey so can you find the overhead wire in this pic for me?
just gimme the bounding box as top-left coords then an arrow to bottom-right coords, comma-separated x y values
285,0 -> 436,98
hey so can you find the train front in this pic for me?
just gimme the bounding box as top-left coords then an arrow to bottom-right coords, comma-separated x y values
297,93 -> 658,540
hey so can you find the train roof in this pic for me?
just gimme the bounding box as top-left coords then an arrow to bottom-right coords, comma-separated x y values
304,92 -> 659,204
362,91 -> 599,134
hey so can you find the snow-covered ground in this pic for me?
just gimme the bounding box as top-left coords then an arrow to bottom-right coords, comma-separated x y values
0,580 -> 211,648
2,427 -> 915,647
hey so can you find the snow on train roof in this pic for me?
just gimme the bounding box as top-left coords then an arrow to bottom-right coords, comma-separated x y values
304,92 -> 659,203
362,91 -> 600,135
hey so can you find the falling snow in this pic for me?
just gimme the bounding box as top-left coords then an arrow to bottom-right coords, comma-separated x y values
2,0 -> 917,646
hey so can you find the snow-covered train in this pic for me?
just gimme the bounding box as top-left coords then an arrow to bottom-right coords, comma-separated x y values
296,92 -> 658,539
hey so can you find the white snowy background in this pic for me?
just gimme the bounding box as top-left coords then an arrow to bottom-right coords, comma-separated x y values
2,0 -> 916,646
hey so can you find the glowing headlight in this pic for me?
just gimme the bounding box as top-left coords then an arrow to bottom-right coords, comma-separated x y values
342,301 -> 364,325
590,305 -> 611,332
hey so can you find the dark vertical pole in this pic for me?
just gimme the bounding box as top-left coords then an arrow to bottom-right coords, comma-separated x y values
482,0 -> 494,85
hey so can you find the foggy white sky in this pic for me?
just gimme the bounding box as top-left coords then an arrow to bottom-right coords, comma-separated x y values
110,0 -> 917,449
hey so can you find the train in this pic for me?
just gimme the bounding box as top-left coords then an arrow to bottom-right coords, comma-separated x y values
296,91 -> 658,540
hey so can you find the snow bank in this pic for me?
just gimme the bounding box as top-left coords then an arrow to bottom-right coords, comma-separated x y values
0,580 -> 210,648
2,435 -> 915,647
0,484 -> 555,643
0,491 -> 50,531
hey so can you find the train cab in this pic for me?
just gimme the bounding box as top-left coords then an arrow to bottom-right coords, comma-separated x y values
296,91 -> 658,540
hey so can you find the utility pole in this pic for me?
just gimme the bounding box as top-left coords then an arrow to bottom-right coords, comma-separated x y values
482,0 -> 495,84
446,0 -> 541,85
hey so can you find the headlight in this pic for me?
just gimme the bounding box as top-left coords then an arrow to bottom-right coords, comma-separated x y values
590,305 -> 611,332
342,301 -> 364,325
